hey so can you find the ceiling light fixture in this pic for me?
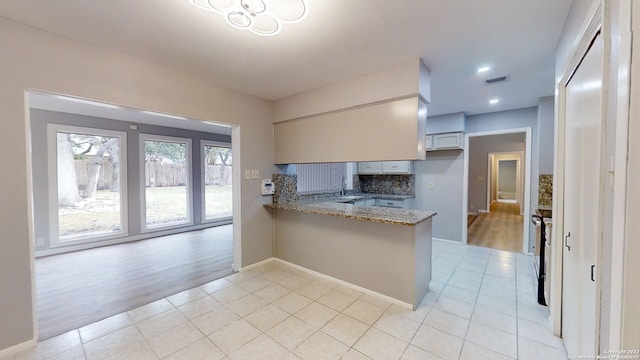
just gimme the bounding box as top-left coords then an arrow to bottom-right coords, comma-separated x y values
477,66 -> 491,73
191,0 -> 308,36
489,98 -> 500,105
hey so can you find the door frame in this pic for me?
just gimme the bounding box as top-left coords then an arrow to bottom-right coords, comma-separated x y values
486,152 -> 524,211
462,127 -> 532,253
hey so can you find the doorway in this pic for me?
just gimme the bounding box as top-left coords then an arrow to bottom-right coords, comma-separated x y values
28,91 -> 240,340
497,159 -> 518,203
463,130 -> 531,253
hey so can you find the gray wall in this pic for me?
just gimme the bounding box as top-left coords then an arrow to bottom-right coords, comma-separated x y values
426,112 -> 465,134
417,107 -> 539,248
537,96 -> 555,174
414,151 -> 464,242
468,133 -> 526,212
31,109 -> 231,254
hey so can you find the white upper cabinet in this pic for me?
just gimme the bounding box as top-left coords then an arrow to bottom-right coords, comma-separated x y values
382,161 -> 413,174
358,161 -> 413,174
425,112 -> 465,151
357,161 -> 382,174
426,133 -> 463,151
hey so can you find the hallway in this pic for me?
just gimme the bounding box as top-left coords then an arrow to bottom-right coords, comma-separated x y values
468,202 -> 523,252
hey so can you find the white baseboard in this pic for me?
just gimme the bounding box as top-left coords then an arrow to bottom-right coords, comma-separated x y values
478,209 -> 490,214
239,257 -> 276,272
274,258 -> 413,310
432,237 -> 463,244
468,212 -> 478,216
0,338 -> 36,358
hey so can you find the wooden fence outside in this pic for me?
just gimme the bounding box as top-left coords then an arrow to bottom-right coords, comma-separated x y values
74,158 -> 232,190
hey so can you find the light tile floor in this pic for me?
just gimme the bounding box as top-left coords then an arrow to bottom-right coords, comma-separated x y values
3,240 -> 568,360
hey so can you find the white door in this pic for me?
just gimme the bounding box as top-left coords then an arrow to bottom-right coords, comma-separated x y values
562,33 -> 603,356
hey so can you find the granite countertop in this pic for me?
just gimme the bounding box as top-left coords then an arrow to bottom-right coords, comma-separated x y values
536,205 -> 552,219
265,198 -> 435,226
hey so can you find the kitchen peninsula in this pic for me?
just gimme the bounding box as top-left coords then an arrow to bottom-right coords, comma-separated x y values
266,199 -> 436,309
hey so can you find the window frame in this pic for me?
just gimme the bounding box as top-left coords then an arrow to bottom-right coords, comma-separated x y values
139,133 -> 194,232
47,124 -> 129,248
201,140 -> 233,223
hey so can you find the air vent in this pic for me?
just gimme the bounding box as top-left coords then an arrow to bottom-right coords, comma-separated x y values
485,75 -> 509,85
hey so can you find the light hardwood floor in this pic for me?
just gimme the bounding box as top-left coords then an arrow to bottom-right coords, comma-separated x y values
35,225 -> 233,340
467,202 -> 523,252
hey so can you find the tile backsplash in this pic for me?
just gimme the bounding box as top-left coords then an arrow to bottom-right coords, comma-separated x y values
272,174 -> 298,204
538,174 -> 553,206
358,175 -> 414,195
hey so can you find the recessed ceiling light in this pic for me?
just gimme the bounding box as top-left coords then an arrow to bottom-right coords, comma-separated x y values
489,98 -> 500,105
477,66 -> 491,73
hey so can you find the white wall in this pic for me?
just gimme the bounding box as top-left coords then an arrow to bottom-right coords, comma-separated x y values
0,18 -> 277,352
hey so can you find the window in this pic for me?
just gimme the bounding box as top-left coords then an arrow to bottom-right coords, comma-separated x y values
296,163 -> 351,194
48,124 -> 128,246
202,142 -> 233,221
140,134 -> 193,230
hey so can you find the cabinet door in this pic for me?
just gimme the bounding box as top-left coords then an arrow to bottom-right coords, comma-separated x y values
382,161 -> 412,174
425,135 -> 434,150
433,133 -> 462,149
357,162 -> 381,174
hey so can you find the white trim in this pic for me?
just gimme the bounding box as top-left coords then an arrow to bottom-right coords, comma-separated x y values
0,338 -> 37,358
274,258 -> 413,310
240,257 -> 275,272
231,126 -> 241,272
35,221 -> 231,257
24,91 -> 39,343
432,237 -> 462,244
463,127 -> 532,253
200,140 -> 233,224
607,0 -> 632,349
467,212 -> 478,216
47,124 -> 129,248
139,133 -> 194,232
477,209 -> 490,214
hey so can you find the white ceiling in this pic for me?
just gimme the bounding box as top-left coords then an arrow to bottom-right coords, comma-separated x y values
1,0 -> 573,117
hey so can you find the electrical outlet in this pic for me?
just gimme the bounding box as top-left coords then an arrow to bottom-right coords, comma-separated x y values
245,170 -> 251,179
195,216 -> 201,223
251,170 -> 260,179
428,182 -> 434,189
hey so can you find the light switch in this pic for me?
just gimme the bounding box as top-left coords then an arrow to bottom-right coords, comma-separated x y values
251,170 -> 260,179
245,170 -> 251,179
428,182 -> 434,189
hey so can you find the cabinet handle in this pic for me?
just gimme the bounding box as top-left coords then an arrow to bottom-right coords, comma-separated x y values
564,232 -> 571,251
590,265 -> 595,282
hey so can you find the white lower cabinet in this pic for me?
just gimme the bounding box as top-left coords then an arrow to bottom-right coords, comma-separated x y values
354,198 -> 377,206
